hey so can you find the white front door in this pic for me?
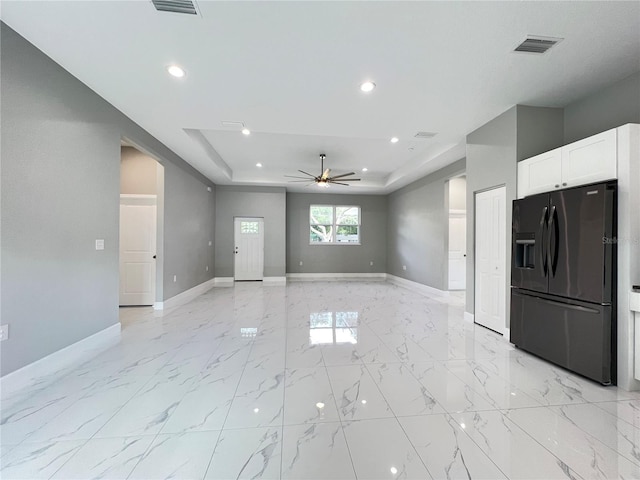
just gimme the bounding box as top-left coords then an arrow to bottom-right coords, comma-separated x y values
448,213 -> 466,290
119,195 -> 157,306
234,217 -> 264,281
474,186 -> 506,334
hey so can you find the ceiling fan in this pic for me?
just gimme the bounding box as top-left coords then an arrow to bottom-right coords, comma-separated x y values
285,154 -> 361,187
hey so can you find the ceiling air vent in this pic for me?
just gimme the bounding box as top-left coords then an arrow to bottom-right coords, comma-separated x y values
514,36 -> 563,54
414,132 -> 437,139
151,0 -> 198,15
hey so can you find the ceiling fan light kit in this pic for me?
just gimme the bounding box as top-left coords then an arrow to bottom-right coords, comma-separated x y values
284,154 -> 361,188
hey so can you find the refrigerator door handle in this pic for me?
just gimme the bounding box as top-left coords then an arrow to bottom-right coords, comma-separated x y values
534,296 -> 601,314
539,206 -> 548,275
548,205 -> 558,276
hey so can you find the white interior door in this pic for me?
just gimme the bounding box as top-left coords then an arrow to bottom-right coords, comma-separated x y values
448,212 -> 466,290
474,186 -> 506,334
119,195 -> 157,306
234,217 -> 264,281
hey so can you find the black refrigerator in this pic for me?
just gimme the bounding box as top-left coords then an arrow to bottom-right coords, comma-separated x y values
510,180 -> 616,385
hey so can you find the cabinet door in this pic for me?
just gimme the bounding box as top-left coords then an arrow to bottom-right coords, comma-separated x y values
517,148 -> 562,198
561,129 -> 617,187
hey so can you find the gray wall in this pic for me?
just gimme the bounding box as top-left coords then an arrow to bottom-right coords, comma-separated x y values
121,146 -> 159,195
449,177 -> 466,211
564,71 -> 640,144
164,163 -> 215,299
387,160 -> 465,289
516,105 -> 565,161
215,186 -> 286,278
286,193 -> 387,274
465,106 -> 564,316
0,23 -> 215,376
466,107 -> 517,316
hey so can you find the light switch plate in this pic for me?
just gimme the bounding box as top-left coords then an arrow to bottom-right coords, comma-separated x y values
95,239 -> 105,250
0,324 -> 9,341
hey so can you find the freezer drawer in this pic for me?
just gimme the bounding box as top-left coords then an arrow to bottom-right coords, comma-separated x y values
510,289 -> 613,384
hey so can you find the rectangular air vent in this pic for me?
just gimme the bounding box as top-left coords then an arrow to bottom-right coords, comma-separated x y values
414,132 -> 437,139
152,0 -> 198,15
514,36 -> 563,54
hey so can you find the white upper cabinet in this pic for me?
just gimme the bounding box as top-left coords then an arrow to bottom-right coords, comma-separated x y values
517,148 -> 562,197
517,128 -> 618,198
561,129 -> 617,188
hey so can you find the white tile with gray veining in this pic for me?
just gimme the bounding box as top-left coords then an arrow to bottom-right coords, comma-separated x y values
50,435 -> 155,480
281,422 -> 355,480
3,281 -> 640,479
398,414 -> 507,480
204,426 -> 281,480
128,431 -> 220,480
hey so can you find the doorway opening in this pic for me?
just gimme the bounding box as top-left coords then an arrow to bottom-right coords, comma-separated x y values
447,176 -> 467,292
119,140 -> 164,307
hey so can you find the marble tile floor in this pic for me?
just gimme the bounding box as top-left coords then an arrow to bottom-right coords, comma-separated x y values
2,281 -> 640,479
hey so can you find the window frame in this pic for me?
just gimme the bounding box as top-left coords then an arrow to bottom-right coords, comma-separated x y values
309,204 -> 361,245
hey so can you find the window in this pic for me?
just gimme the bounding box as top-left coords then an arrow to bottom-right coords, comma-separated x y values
240,221 -> 260,234
309,205 -> 360,244
309,311 -> 359,345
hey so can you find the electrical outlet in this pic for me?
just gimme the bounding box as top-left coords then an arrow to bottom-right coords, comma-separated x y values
173,275 -> 177,282
370,261 -> 374,266
299,261 -> 303,266
206,266 -> 209,271
403,265 -> 407,271
95,239 -> 105,250
0,325 -> 8,341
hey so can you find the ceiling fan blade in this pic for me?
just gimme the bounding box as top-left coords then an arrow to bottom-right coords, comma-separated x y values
332,178 -> 361,182
285,175 -> 314,179
329,172 -> 357,180
287,180 -> 316,182
331,181 -> 352,186
297,170 -> 316,177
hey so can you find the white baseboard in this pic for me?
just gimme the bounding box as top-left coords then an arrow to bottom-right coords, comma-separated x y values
464,312 -> 475,323
155,278 -> 217,310
213,277 -> 234,287
386,274 -> 450,297
263,276 -> 287,286
502,327 -> 511,342
286,273 -> 387,282
1,323 -> 121,399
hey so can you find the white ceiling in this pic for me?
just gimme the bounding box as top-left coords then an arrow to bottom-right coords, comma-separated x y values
2,1 -> 639,193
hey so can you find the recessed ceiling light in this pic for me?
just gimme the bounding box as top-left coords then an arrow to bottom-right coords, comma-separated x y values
390,137 -> 399,143
242,128 -> 251,135
256,163 -> 262,168
316,402 -> 325,409
360,81 -> 376,93
167,65 -> 186,78
362,168 -> 368,172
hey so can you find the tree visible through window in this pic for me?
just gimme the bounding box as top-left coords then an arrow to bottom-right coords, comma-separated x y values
309,205 -> 360,244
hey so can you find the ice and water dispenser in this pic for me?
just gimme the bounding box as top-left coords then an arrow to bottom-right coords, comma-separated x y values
514,232 -> 536,269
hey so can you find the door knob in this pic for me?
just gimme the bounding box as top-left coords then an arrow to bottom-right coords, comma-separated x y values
153,255 -> 156,259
